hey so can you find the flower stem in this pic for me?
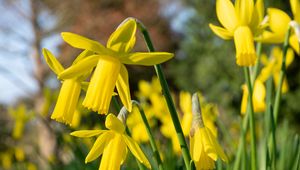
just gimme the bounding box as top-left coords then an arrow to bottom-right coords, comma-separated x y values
132,100 -> 164,170
273,26 -> 291,125
244,67 -> 257,170
136,20 -> 193,170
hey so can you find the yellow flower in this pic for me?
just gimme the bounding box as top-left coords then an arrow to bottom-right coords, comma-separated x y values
8,104 -> 33,139
43,49 -> 92,125
1,151 -> 12,169
209,0 -> 265,66
190,93 -> 228,170
241,80 -> 266,114
259,1 -> 300,54
71,114 -> 151,170
258,47 -> 294,93
59,18 -> 173,114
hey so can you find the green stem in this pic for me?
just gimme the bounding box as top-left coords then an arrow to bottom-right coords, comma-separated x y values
132,100 -> 164,170
273,26 -> 291,125
136,20 -> 193,170
244,67 -> 257,170
234,43 -> 262,170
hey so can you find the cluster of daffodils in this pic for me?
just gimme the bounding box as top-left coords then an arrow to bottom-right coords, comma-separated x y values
43,18 -> 174,169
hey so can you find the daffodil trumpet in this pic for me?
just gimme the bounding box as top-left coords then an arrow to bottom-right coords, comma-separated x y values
58,18 -> 173,115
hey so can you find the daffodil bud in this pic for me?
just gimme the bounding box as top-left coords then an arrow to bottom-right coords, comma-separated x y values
118,106 -> 129,125
191,93 -> 204,136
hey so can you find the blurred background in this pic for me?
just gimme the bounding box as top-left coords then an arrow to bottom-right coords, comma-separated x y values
0,0 -> 299,169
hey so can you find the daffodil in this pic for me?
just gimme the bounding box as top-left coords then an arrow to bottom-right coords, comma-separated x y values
241,80 -> 266,114
42,49 -> 92,125
190,93 -> 228,170
258,47 -> 294,93
209,0 -> 265,66
71,113 -> 151,170
259,0 -> 300,54
8,104 -> 33,139
58,18 -> 173,114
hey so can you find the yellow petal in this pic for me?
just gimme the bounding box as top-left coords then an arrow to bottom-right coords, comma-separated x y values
200,128 -> 218,161
61,32 -> 112,55
233,26 -> 256,66
99,134 -> 127,170
253,80 -> 266,113
42,48 -> 64,75
206,127 -> 228,162
122,134 -> 151,168
257,64 -> 274,82
209,24 -> 233,39
250,0 -> 264,32
268,8 -> 291,34
73,50 -> 94,64
240,84 -> 248,114
105,113 -> 125,133
58,55 -> 101,79
107,18 -> 137,53
120,52 -> 174,66
82,57 -> 121,114
216,0 -> 238,31
70,130 -> 107,138
286,48 -> 295,67
191,128 -> 202,161
289,34 -> 300,55
51,79 -> 81,125
85,132 -> 114,163
290,0 -> 300,23
116,64 -> 132,112
257,30 -> 285,43
235,0 -> 254,25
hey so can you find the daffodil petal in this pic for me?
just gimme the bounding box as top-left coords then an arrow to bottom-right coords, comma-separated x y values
192,129 -> 202,160
216,0 -> 238,31
206,127 -> 228,162
58,55 -> 101,79
70,130 -> 107,138
73,50 -> 94,64
116,65 -> 132,112
289,34 -> 300,55
61,32 -> 110,54
209,24 -> 233,40
257,30 -> 285,43
85,132 -> 114,163
120,52 -> 174,66
235,0 -> 254,25
42,48 -> 64,75
240,84 -> 248,114
107,18 -> 137,53
286,48 -> 295,67
105,113 -> 125,133
122,134 -> 151,168
250,0 -> 264,31
200,128 -> 218,161
268,8 -> 291,34
290,0 -> 300,23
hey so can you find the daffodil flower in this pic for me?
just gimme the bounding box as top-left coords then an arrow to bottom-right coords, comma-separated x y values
259,0 -> 300,54
258,47 -> 294,93
190,93 -> 228,170
209,0 -> 265,66
58,18 -> 173,114
43,49 -> 92,125
71,113 -> 151,170
240,80 -> 266,114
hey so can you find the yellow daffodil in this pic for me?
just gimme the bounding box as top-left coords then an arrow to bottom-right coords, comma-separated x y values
43,49 -> 92,125
258,47 -> 294,93
259,0 -> 300,54
190,93 -> 228,170
71,113 -> 151,170
209,0 -> 265,66
8,104 -> 33,139
1,151 -> 12,169
241,80 -> 266,114
58,18 -> 173,114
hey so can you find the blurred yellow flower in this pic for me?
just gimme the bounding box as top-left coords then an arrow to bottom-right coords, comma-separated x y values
190,93 -> 228,170
209,0 -> 265,66
258,47 -> 294,93
241,80 -> 266,114
43,49 -> 92,126
1,152 -> 12,169
59,18 -> 173,114
259,1 -> 300,54
71,114 -> 151,170
14,147 -> 25,162
8,104 -> 33,139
